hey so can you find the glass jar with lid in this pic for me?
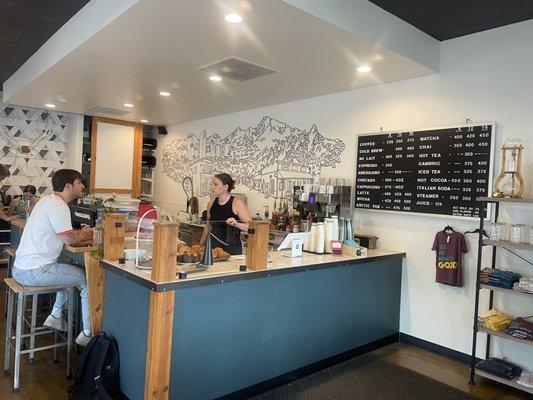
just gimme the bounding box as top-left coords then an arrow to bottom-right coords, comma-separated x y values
489,223 -> 503,241
510,224 -> 525,244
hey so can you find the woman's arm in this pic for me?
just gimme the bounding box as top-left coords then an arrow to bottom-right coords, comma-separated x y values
6,198 -> 19,217
199,200 -> 213,246
228,198 -> 251,232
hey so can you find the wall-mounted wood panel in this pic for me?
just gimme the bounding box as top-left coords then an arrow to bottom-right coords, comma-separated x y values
90,117 -> 142,198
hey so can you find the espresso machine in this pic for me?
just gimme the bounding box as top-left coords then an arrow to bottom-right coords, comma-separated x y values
293,183 -> 352,221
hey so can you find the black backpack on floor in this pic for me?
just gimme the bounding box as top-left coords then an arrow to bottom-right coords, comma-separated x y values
69,332 -> 129,400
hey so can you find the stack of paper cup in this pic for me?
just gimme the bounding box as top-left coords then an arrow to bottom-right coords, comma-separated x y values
315,221 -> 325,254
331,215 -> 339,241
309,221 -> 318,252
324,218 -> 333,253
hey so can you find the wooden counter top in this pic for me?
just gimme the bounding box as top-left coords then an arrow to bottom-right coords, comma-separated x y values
101,248 -> 405,292
64,244 -> 99,253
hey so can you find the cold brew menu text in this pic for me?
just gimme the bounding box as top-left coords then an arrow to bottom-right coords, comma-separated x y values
354,124 -> 493,218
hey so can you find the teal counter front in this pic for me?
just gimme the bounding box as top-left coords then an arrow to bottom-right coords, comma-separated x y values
101,250 -> 405,399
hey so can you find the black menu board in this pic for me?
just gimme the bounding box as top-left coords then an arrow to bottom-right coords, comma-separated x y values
354,124 -> 494,218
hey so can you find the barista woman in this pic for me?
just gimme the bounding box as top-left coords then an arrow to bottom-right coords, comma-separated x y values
199,173 -> 251,255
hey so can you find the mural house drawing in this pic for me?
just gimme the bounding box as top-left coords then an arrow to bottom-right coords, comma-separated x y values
162,116 -> 346,201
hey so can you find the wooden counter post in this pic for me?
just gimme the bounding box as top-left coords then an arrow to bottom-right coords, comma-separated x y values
86,213 -> 125,336
103,213 -> 126,261
246,221 -> 270,271
144,221 -> 178,400
84,252 -> 104,336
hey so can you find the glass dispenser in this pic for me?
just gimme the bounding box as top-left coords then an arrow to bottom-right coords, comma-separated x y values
493,139 -> 525,198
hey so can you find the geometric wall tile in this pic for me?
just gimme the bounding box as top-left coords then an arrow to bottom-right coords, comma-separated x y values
0,95 -> 70,198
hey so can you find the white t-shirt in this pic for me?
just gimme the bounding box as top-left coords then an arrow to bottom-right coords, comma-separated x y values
14,194 -> 73,270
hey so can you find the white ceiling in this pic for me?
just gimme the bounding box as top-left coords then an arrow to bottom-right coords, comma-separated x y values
3,0 -> 438,126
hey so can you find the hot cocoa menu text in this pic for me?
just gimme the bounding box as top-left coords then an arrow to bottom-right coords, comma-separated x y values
355,125 -> 493,218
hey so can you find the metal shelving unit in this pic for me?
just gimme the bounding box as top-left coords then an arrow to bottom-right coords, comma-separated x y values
477,326 -> 533,347
475,369 -> 533,395
469,197 -> 533,394
140,129 -> 157,202
480,283 -> 533,298
483,239 -> 533,251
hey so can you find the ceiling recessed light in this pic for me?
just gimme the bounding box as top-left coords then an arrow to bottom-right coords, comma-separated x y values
159,91 -> 171,97
209,75 -> 222,82
58,98 -> 67,103
356,66 -> 372,73
224,13 -> 243,23
140,119 -> 149,123
45,103 -> 56,108
124,103 -> 134,108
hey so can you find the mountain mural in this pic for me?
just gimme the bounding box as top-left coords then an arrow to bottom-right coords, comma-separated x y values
161,116 -> 346,198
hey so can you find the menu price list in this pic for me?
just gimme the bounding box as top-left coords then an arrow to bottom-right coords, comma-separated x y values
354,125 -> 493,218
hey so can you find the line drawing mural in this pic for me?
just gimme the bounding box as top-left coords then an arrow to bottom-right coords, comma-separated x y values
162,116 -> 346,202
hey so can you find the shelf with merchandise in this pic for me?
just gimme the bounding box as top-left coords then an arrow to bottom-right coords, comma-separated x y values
475,369 -> 533,395
469,194 -> 533,394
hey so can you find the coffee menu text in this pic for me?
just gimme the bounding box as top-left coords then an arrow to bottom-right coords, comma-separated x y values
354,125 -> 493,218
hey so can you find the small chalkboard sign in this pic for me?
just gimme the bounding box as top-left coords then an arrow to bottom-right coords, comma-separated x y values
354,123 -> 495,218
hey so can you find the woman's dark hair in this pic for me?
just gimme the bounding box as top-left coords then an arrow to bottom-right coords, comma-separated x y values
214,173 -> 235,192
52,169 -> 84,192
22,185 -> 37,195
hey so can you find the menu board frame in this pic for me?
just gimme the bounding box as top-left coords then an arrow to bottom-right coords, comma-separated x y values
354,122 -> 496,220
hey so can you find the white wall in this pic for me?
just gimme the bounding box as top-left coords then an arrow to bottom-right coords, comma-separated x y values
155,20 -> 533,369
65,114 -> 83,171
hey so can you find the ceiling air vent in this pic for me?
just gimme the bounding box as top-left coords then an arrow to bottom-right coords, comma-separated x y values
85,106 -> 130,117
198,57 -> 278,82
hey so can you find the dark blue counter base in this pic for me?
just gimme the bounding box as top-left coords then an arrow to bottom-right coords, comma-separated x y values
103,257 -> 402,400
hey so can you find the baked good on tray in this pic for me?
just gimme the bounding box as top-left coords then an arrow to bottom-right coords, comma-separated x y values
177,245 -> 230,262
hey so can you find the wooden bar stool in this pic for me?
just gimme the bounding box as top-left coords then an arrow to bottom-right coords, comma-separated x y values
3,278 -> 75,392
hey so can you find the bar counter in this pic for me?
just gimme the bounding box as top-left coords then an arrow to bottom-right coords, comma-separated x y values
101,249 -> 404,291
101,248 -> 405,399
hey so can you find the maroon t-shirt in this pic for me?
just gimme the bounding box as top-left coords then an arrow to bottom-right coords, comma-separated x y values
431,231 -> 468,287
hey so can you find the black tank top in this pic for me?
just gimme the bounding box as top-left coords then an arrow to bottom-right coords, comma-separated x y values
209,196 -> 242,255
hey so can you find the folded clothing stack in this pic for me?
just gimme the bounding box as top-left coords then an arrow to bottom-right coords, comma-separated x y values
480,268 -> 521,289
517,371 -> 533,389
476,358 -> 522,380
514,277 -> 533,294
478,309 -> 513,331
507,317 -> 533,341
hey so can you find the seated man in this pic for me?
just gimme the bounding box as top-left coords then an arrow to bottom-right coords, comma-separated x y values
7,184 -> 38,217
12,169 -> 94,346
